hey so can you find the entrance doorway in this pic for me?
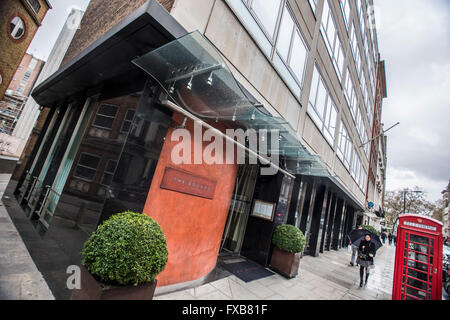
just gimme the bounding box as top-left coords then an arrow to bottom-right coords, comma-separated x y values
220,164 -> 259,254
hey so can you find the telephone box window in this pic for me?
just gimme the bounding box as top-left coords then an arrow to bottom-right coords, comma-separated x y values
10,16 -> 26,39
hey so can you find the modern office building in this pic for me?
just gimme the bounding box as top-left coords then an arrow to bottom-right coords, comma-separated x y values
0,0 -> 52,100
3,0 -> 388,298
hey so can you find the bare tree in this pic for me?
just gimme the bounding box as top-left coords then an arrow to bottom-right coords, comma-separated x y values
384,187 -> 436,227
430,199 -> 445,222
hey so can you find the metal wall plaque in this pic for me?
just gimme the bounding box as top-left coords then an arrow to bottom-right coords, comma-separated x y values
160,167 -> 217,199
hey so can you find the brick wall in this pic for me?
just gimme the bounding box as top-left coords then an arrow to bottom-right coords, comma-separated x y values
61,0 -> 175,66
0,0 -> 50,100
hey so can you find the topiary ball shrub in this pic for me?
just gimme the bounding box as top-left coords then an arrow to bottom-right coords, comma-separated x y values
81,211 -> 168,286
272,224 -> 306,253
361,224 -> 380,236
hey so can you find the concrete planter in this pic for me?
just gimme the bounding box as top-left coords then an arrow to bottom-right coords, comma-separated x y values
70,265 -> 157,300
269,246 -> 302,279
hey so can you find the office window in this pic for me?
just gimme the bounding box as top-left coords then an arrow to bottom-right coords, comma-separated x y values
363,130 -> 370,157
26,0 -> 41,14
9,17 -> 25,40
276,6 -> 295,63
309,0 -> 318,14
337,121 -> 353,169
361,75 -> 367,109
359,166 -> 367,190
321,0 -> 345,81
308,65 -> 338,145
351,150 -> 362,185
74,153 -> 101,181
29,58 -> 38,70
355,106 -> 364,137
15,84 -> 25,95
356,0 -> 364,35
276,5 -> 308,85
247,0 -> 282,40
290,30 -> 308,83
345,70 -> 358,118
101,160 -> 118,186
340,0 -> 352,30
120,109 -> 136,133
92,104 -> 118,130
22,70 -> 32,82
350,24 -> 358,56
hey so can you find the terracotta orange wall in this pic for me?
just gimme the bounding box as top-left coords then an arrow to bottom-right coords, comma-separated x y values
143,113 -> 238,287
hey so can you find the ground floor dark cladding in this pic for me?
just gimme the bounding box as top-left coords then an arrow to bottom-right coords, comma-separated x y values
286,176 -> 362,257
220,166 -> 364,271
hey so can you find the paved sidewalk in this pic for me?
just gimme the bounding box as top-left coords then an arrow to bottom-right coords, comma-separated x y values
0,173 -> 395,301
0,174 -> 54,300
155,244 -> 396,300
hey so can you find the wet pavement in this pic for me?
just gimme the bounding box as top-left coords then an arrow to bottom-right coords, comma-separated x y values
0,174 -> 54,300
155,239 -> 396,300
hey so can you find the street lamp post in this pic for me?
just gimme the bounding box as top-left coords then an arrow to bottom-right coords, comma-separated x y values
403,189 -> 424,213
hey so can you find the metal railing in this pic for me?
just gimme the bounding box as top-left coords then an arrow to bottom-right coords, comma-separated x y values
38,185 -> 61,229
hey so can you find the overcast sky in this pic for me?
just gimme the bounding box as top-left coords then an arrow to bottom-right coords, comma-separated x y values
374,0 -> 450,202
27,0 -> 450,203
27,0 -> 91,61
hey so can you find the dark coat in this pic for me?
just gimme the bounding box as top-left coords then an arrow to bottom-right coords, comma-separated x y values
358,240 -> 376,262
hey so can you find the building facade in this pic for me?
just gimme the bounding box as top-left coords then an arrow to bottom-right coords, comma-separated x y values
0,53 -> 44,172
0,0 -> 51,100
10,8 -> 84,179
0,53 -> 45,135
442,181 -> 450,240
3,0 -> 388,299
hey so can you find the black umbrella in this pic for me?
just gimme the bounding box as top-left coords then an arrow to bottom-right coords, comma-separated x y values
348,228 -> 369,243
351,232 -> 383,251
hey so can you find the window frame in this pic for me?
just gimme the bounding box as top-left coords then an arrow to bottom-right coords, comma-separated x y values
120,109 -> 136,133
26,0 -> 41,14
275,4 -> 309,88
337,120 -> 353,169
339,0 -> 352,31
92,103 -> 119,130
320,0 -> 346,82
100,159 -> 118,187
242,0 -> 283,43
73,152 -> 102,182
9,16 -> 26,40
308,64 -> 339,147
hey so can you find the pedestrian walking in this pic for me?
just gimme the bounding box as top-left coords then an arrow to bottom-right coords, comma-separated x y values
393,234 -> 397,246
356,233 -> 376,287
380,232 -> 386,244
388,232 -> 393,245
348,225 -> 363,266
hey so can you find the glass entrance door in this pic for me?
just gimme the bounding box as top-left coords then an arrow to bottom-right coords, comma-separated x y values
221,164 -> 259,253
400,231 -> 438,300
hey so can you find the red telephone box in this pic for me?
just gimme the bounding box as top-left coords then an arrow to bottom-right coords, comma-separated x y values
392,214 -> 443,300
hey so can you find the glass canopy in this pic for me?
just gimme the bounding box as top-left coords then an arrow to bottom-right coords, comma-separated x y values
132,31 -> 330,177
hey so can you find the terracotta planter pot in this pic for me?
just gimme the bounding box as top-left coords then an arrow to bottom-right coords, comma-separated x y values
70,265 -> 157,300
269,246 -> 302,279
